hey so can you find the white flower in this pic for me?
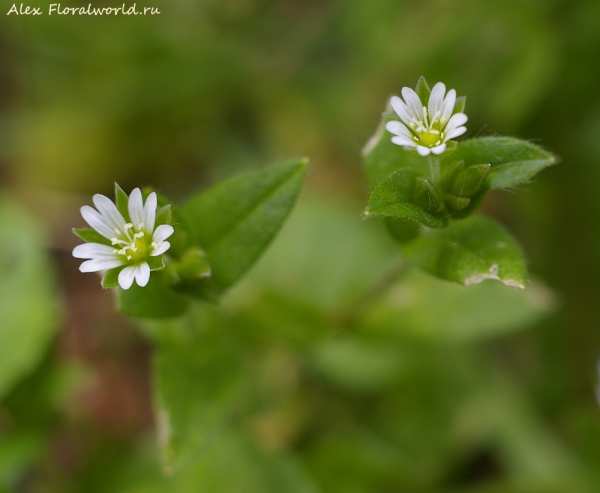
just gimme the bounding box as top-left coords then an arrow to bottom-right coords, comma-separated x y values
386,82 -> 467,156
73,188 -> 174,290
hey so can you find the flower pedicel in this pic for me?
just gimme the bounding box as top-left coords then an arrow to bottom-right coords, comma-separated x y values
73,187 -> 174,289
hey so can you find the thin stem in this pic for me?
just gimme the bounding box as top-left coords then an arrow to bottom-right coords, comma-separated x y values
429,156 -> 440,185
338,257 -> 408,328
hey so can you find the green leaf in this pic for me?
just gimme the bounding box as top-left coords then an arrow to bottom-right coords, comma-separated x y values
118,270 -> 189,318
0,196 -> 61,399
362,270 -> 554,342
73,228 -> 111,246
364,168 -> 447,228
362,121 -> 427,188
156,204 -> 172,226
402,216 -> 527,287
146,306 -> 244,472
182,158 -> 308,298
442,137 -> 556,190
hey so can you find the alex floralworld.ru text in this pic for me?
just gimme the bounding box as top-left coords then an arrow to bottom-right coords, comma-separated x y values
7,3 -> 161,15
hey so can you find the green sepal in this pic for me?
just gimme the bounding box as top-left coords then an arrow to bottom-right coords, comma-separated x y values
101,267 -> 123,289
415,76 -> 431,105
453,96 -> 466,114
114,183 -> 130,222
155,204 -> 172,226
451,164 -> 491,197
73,228 -> 112,246
147,256 -> 165,271
413,177 -> 440,212
444,194 -> 471,212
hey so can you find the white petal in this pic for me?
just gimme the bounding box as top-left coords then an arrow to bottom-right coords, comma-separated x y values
446,112 -> 468,129
441,89 -> 456,121
143,192 -> 157,232
118,266 -> 136,290
390,96 -> 412,125
92,194 -> 126,233
445,126 -> 467,140
79,258 -> 123,273
391,136 -> 416,147
134,262 -> 151,287
401,87 -> 424,121
428,82 -> 445,118
431,143 -> 447,155
416,146 -> 431,156
128,188 -> 145,229
153,224 -> 174,243
73,242 -> 118,259
151,241 -> 170,257
81,206 -> 116,239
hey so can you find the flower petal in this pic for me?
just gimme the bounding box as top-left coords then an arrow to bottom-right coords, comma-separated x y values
143,192 -> 157,232
385,120 -> 412,138
128,188 -> 145,229
81,206 -> 117,239
73,242 -> 119,259
151,241 -> 170,257
153,224 -> 174,243
92,194 -> 126,233
446,126 -> 467,140
390,96 -> 412,125
134,262 -> 151,287
431,143 -> 447,155
391,136 -> 416,147
79,258 -> 123,273
416,146 -> 431,156
441,89 -> 456,122
401,87 -> 424,122
428,82 -> 445,119
118,266 -> 137,290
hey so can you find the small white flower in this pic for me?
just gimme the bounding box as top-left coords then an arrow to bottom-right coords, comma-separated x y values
386,81 -> 467,156
73,187 -> 174,290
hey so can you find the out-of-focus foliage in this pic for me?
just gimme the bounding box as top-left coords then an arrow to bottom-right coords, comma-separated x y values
2,0 -> 600,491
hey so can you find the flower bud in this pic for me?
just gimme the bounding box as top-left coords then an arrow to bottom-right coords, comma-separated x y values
451,164 -> 490,197
444,194 -> 471,212
413,177 -> 440,212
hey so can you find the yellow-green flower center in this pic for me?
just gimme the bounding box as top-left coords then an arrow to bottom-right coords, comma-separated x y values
419,130 -> 443,147
111,223 -> 157,264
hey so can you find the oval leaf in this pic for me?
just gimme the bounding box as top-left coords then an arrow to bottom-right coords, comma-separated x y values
441,137 -> 556,190
182,158 -> 308,298
402,216 -> 527,288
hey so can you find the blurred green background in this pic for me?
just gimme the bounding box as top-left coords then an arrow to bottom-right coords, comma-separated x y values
2,0 -> 600,491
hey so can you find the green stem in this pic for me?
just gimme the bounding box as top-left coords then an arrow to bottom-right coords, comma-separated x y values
338,257 -> 408,328
429,156 -> 440,185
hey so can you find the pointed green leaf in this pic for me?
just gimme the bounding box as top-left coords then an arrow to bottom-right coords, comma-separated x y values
0,196 -> 61,399
118,270 -> 189,318
453,96 -> 466,114
144,306 -> 244,472
73,228 -> 111,246
156,204 -> 172,226
442,137 -> 556,190
402,216 -> 527,287
364,168 -> 447,229
181,158 -> 308,298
